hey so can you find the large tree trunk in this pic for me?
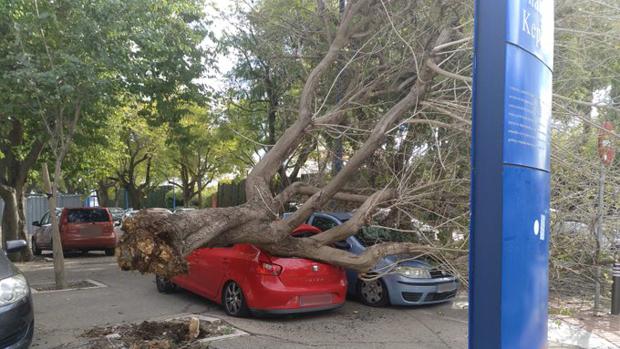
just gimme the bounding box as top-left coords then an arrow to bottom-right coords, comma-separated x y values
0,186 -> 19,260
118,0 -> 461,278
0,184 -> 35,262
182,188 -> 193,208
0,120 -> 45,261
97,181 -> 111,207
127,186 -> 143,209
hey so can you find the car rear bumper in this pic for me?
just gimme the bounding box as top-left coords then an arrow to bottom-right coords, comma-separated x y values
0,295 -> 34,349
243,276 -> 347,313
250,303 -> 344,316
62,236 -> 117,249
385,275 -> 459,306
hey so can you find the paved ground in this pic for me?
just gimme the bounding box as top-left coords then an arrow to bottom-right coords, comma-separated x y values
15,253 -> 620,349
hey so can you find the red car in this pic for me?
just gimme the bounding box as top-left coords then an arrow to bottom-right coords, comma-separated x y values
156,224 -> 347,317
31,207 -> 117,256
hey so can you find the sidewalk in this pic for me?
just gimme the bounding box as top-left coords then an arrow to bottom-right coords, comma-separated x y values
549,314 -> 620,349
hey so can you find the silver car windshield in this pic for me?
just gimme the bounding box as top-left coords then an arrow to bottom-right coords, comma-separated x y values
355,226 -> 413,247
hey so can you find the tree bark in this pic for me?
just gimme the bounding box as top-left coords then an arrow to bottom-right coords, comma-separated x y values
127,186 -> 143,209
0,184 -> 31,261
97,181 -> 112,207
0,186 -> 19,260
0,120 -> 45,261
183,190 -> 192,208
42,164 -> 67,289
15,187 -> 33,261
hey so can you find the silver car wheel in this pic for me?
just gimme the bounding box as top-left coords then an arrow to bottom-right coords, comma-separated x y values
225,282 -> 242,315
360,279 -> 384,304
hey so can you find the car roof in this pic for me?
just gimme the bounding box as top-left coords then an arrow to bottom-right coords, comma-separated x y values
292,224 -> 321,235
316,212 -> 353,221
282,211 -> 353,222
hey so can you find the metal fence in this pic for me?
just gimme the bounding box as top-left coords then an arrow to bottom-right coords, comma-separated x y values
216,180 -> 246,207
0,194 -> 83,236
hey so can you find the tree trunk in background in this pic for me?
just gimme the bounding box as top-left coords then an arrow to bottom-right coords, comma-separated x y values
331,0 -> 346,177
42,163 -> 67,289
97,182 -> 111,207
0,183 -> 35,262
197,177 -> 203,208
0,187 -> 19,260
183,188 -> 192,208
0,120 -> 45,261
15,188 -> 33,261
97,190 -> 110,207
127,186 -> 143,209
114,187 -> 122,207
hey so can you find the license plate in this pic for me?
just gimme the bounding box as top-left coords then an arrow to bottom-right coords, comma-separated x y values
437,282 -> 456,293
80,226 -> 102,236
299,294 -> 333,307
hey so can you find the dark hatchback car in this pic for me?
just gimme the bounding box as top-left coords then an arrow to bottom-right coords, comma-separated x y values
0,240 -> 34,348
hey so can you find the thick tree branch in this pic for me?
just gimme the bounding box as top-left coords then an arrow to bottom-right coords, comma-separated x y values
262,239 -> 436,273
246,0 -> 373,201
274,182 -> 371,208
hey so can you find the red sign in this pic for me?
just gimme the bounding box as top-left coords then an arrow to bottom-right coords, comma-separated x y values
598,121 -> 616,166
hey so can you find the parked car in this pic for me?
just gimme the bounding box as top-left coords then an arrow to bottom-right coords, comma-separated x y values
31,207 -> 117,256
300,212 -> 459,307
173,207 -> 197,214
107,207 -> 126,223
121,209 -> 140,222
155,224 -> 347,317
0,240 -> 34,348
122,208 -> 172,221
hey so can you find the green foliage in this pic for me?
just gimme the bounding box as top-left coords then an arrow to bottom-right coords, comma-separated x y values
219,0 -> 321,169
164,103 -> 246,205
0,0 -> 211,188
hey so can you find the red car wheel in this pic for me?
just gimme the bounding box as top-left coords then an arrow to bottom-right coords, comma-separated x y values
155,275 -> 178,293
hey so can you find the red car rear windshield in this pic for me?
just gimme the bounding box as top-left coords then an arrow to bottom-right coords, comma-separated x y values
67,209 -> 110,223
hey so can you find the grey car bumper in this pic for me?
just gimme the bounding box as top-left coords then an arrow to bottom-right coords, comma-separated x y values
385,276 -> 459,306
0,294 -> 34,349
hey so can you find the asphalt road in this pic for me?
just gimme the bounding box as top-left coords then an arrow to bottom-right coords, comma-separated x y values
17,253 -> 469,349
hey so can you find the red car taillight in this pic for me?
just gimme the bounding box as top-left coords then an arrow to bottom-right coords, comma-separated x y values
256,262 -> 282,276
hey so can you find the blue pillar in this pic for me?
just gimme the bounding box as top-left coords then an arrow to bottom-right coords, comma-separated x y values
470,1 -> 554,348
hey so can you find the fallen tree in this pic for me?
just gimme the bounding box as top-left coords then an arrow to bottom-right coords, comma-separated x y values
118,0 -> 470,278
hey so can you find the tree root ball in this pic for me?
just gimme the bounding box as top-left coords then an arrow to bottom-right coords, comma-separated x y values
117,209 -> 188,278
